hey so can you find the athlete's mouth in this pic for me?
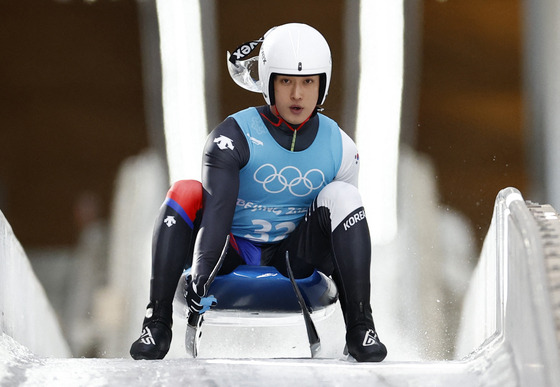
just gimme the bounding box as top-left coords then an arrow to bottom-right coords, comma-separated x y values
290,105 -> 303,113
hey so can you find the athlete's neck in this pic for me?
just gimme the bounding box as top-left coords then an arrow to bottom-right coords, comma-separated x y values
261,105 -> 313,132
256,105 -> 320,152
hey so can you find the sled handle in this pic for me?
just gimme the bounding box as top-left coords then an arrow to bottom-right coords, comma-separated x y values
285,251 -> 321,358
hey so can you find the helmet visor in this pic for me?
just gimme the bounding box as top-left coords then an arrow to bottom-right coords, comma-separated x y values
226,52 -> 262,93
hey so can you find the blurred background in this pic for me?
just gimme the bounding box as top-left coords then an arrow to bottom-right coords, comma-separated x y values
0,0 -> 556,360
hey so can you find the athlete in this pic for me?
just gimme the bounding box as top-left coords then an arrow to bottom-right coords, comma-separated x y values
130,23 -> 387,362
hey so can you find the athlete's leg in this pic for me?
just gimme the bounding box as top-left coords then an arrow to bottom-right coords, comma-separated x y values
130,180 -> 245,360
319,182 -> 386,362
150,180 -> 203,301
130,180 -> 204,360
271,181 -> 387,362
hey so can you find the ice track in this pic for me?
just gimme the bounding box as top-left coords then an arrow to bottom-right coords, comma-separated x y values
2,187 -> 560,386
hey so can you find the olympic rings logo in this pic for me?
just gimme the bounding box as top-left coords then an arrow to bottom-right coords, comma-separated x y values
253,164 -> 325,197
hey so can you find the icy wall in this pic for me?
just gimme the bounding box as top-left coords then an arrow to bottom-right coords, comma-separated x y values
0,210 -> 70,358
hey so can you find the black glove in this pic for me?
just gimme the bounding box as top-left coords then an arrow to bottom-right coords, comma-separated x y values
184,276 -> 217,314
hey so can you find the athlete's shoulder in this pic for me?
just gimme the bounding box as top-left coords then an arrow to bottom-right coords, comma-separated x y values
317,113 -> 345,144
228,107 -> 263,128
209,113 -> 248,144
205,113 -> 251,167
339,127 -> 357,147
317,112 -> 339,128
334,131 -> 359,186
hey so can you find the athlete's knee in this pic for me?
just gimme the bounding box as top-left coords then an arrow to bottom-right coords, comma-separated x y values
317,181 -> 364,231
167,180 -> 203,207
317,181 -> 362,209
164,180 -> 203,224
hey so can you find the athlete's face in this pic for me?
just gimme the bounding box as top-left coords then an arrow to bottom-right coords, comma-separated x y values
272,75 -> 320,125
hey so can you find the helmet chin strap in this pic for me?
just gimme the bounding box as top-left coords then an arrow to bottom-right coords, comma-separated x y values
261,106 -> 313,152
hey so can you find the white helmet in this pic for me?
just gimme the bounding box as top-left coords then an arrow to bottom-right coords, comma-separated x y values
227,23 -> 332,106
259,23 -> 332,106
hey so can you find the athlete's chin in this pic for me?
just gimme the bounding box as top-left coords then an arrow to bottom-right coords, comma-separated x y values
284,113 -> 308,126
276,106 -> 313,125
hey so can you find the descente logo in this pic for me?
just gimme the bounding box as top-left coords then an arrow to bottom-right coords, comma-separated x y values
343,210 -> 366,231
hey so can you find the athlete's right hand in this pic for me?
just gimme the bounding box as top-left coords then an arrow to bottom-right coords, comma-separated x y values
184,277 -> 217,314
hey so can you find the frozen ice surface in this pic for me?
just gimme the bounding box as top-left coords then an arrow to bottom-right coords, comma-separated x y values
0,316 -> 495,387
27,359 -> 481,387
2,337 -> 479,387
0,311 -> 482,386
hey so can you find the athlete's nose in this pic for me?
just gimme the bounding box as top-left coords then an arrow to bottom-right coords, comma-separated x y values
291,82 -> 303,100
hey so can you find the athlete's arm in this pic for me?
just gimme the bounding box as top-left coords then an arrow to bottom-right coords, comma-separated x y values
190,117 -> 249,289
334,129 -> 360,187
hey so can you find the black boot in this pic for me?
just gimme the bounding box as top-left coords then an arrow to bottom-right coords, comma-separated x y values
329,207 -> 387,362
343,301 -> 387,362
130,301 -> 172,360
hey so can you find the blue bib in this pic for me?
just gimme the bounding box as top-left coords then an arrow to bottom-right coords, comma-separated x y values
230,107 -> 342,242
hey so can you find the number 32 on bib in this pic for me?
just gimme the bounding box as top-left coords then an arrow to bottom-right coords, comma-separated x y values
246,219 -> 296,242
